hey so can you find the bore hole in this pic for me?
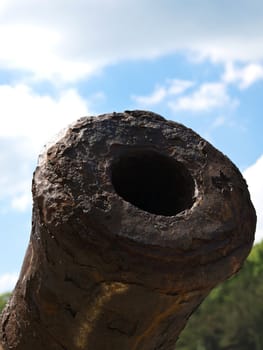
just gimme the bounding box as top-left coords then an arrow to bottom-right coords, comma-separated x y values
111,150 -> 195,216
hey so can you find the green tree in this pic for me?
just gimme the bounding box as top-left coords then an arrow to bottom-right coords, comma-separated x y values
0,293 -> 11,313
177,241 -> 263,350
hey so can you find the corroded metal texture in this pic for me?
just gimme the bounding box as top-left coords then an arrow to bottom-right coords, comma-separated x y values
0,110 -> 256,350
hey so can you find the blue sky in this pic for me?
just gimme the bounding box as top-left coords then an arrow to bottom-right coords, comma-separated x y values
0,0 -> 263,293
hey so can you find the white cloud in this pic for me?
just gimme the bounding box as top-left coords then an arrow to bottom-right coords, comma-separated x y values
0,84 -> 90,211
0,23 -> 99,82
169,82 -> 235,112
243,155 -> 263,243
134,87 -> 167,106
167,79 -> 195,95
0,1 -> 263,81
0,0 -> 8,12
11,193 -> 32,212
0,84 -> 89,150
190,39 -> 263,64
211,116 -> 227,128
0,272 -> 18,293
133,79 -> 194,107
223,62 -> 263,89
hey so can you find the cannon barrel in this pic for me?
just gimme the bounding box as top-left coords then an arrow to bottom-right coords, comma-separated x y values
0,110 -> 256,350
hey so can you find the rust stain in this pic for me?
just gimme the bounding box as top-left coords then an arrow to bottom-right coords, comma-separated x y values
75,281 -> 128,349
131,292 -> 197,350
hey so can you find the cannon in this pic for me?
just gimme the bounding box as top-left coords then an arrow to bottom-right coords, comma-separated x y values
0,110 -> 256,350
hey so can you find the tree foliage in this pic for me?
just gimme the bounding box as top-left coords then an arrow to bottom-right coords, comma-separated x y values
177,241 -> 263,350
0,292 -> 11,313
